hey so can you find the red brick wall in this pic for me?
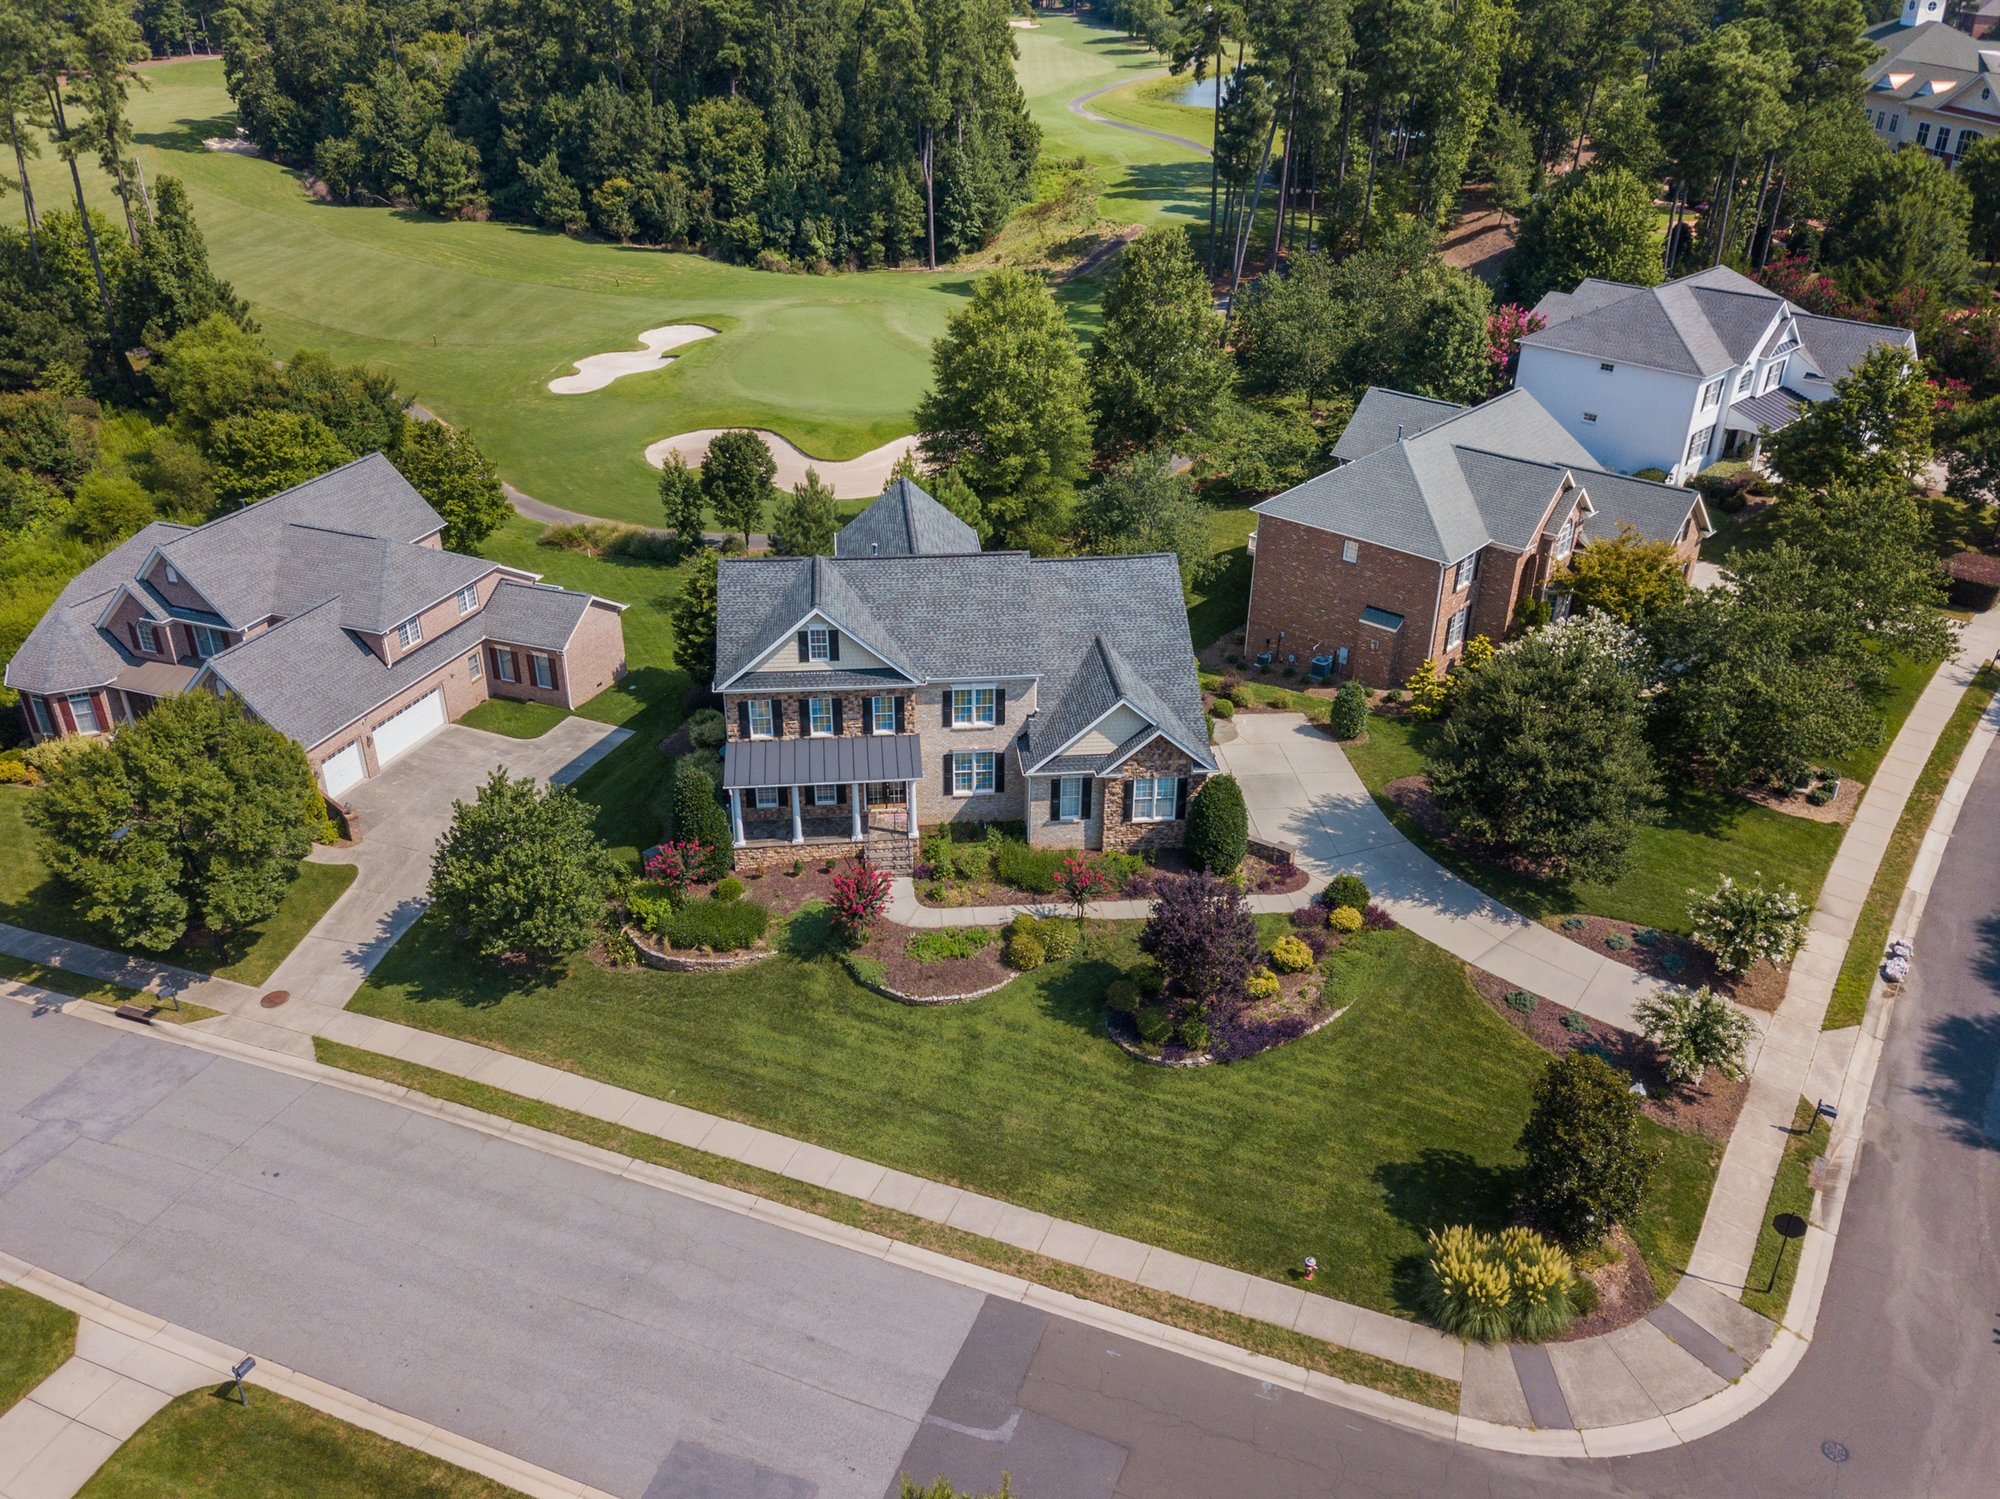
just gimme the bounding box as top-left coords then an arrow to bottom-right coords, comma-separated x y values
553,600 -> 627,708
723,689 -> 912,743
376,570 -> 508,666
1246,516 -> 1448,689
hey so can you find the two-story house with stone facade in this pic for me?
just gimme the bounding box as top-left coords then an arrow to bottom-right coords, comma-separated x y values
1515,265 -> 1918,485
713,480 -> 1215,871
5,454 -> 628,798
1245,387 -> 1709,689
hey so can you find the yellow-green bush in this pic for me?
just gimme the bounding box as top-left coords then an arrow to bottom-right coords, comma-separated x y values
1420,1224 -> 1577,1342
1328,904 -> 1363,933
1244,967 -> 1280,1000
1268,935 -> 1314,973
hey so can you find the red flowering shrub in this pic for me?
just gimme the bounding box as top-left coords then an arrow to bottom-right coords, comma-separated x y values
1055,854 -> 1110,923
643,839 -> 706,903
829,864 -> 892,947
1486,305 -> 1547,395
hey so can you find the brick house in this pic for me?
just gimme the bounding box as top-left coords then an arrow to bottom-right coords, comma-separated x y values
712,481 -> 1215,871
5,454 -> 629,798
1245,387 -> 1711,690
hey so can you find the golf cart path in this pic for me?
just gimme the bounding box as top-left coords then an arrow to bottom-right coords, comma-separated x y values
1068,73 -> 1212,156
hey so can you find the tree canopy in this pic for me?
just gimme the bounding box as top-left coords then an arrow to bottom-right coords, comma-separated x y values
392,418 -> 509,551
1502,167 -> 1663,307
1089,225 -> 1230,449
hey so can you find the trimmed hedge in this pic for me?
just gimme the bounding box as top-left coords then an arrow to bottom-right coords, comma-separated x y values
1185,774 -> 1249,875
646,895 -> 770,952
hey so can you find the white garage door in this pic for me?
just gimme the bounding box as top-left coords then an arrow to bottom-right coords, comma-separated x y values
320,742 -> 365,798
371,688 -> 447,768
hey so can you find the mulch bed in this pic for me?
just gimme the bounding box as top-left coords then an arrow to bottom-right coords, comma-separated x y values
1383,775 -> 1553,881
1556,1227 -> 1658,1342
1549,914 -> 1789,1014
853,925 -> 1013,1000
915,850 -> 1305,909
729,862 -> 849,918
1736,777 -> 1861,825
1468,966 -> 1748,1143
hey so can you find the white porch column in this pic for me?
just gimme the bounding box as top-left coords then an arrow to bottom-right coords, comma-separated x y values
729,788 -> 744,846
850,782 -> 863,841
906,780 -> 919,839
790,787 -> 804,845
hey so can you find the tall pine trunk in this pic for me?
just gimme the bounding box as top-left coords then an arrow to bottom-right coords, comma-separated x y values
922,126 -> 936,270
1710,149 -> 1739,268
1206,36 -> 1222,273
1744,149 -> 1775,264
1573,81 -> 1597,170
1756,173 -> 1787,268
1225,114 -> 1281,320
7,106 -> 39,264
1268,73 -> 1299,269
47,82 -> 114,324
1359,99 -> 1383,245
1329,85 -> 1353,252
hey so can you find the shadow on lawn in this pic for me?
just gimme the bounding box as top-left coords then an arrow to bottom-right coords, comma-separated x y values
1030,953 -> 1127,1041
365,914 -> 562,1008
1373,1148 -> 1522,1312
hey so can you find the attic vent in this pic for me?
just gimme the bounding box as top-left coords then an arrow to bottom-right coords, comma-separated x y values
870,542 -> 879,555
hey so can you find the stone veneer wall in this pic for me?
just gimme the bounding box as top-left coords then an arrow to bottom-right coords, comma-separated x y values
1099,739 -> 1200,854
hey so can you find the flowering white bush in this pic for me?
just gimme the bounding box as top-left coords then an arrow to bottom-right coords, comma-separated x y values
1635,984 -> 1756,1085
1688,873 -> 1809,974
1504,607 -> 1648,675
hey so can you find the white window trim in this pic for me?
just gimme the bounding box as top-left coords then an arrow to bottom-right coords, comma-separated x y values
1130,774 -> 1175,823
29,697 -> 52,736
951,684 -> 997,728
748,699 -> 774,739
1454,552 -> 1478,590
1446,607 -> 1469,650
67,694 -> 102,735
164,564 -> 179,584
467,650 -> 483,679
1553,521 -> 1575,561
1057,775 -> 1083,822
952,750 -> 995,796
1341,539 -> 1359,563
812,783 -> 839,806
190,624 -> 227,659
807,696 -> 834,737
807,625 -> 831,663
457,584 -> 479,614
754,786 -> 780,810
134,620 -> 157,654
530,653 -> 554,690
494,649 -> 517,684
871,695 -> 896,734
396,616 -> 423,649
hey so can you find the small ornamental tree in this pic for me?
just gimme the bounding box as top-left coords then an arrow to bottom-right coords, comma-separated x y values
1055,853 -> 1109,927
828,864 -> 892,946
1183,773 -> 1248,876
643,839 -> 706,904
702,429 -> 776,548
1635,985 -> 1756,1087
1138,872 -> 1260,1006
658,450 -> 707,557
1687,873 -> 1809,974
671,762 -> 733,879
1329,681 -> 1368,739
1404,657 -> 1449,720
1518,1052 -> 1656,1248
428,769 -> 620,965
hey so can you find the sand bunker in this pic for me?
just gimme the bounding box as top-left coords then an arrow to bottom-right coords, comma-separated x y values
548,324 -> 717,394
644,430 -> 921,500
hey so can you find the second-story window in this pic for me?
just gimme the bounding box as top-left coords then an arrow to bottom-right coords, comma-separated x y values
1701,378 -> 1723,410
190,624 -> 228,659
397,616 -> 423,649
1454,553 -> 1479,591
1553,520 -> 1575,560
457,584 -> 479,613
134,620 -> 158,654
807,625 -> 830,662
872,695 -> 896,734
748,699 -> 774,739
951,686 -> 996,727
808,696 -> 833,736
1736,369 -> 1753,393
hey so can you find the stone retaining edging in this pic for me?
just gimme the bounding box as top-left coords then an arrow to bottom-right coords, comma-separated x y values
845,962 -> 1018,1007
1107,1003 -> 1349,1069
625,926 -> 776,973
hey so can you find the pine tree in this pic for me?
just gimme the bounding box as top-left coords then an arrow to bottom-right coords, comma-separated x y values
771,467 -> 838,556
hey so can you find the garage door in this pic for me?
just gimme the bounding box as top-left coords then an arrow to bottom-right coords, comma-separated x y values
320,742 -> 365,798
370,688 -> 447,768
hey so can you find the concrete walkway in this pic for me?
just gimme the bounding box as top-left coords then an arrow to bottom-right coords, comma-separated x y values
0,1253 -> 615,1499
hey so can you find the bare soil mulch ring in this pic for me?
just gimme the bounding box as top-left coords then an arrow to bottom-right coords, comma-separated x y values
1550,913 -> 1789,1014
854,925 -> 1013,1001
729,863 -> 850,919
1469,966 -> 1748,1143
1111,961 -> 1341,1066
1383,775 -> 1552,882
1557,1226 -> 1658,1342
1735,776 -> 1862,825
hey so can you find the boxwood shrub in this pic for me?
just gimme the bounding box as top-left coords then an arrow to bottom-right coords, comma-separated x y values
648,896 -> 770,952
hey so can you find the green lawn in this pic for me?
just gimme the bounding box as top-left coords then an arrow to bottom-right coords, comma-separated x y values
458,698 -> 570,739
0,952 -> 219,1023
76,1387 -> 526,1498
0,787 -> 355,982
0,1286 -> 77,1417
1740,1099 -> 1829,1322
1090,72 -> 1220,152
1186,506 -> 1258,649
1342,712 -> 1844,933
348,915 -> 1715,1316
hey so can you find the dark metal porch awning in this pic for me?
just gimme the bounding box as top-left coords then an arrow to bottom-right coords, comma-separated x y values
722,733 -> 924,790
1726,387 -> 1807,433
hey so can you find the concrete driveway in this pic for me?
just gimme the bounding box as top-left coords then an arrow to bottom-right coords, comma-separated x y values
1214,713 -> 1661,1032
252,719 -> 631,1019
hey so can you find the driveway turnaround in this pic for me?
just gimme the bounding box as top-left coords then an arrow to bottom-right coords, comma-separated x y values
1213,714 -> 1658,1031
240,720 -> 629,1028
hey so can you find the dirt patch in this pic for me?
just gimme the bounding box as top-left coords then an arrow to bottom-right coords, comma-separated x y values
1548,914 -> 1789,1014
1558,1227 -> 1658,1341
731,862 -> 848,918
1736,776 -> 1861,825
1468,966 -> 1747,1142
1438,184 -> 1516,285
854,925 -> 1013,1000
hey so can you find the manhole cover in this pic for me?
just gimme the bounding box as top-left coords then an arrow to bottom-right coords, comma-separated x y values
259,990 -> 290,1009
1822,1440 -> 1850,1463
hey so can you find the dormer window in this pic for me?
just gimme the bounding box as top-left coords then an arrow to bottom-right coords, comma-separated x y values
457,584 -> 478,614
134,620 -> 158,654
807,625 -> 830,662
189,624 -> 227,658
397,616 -> 423,649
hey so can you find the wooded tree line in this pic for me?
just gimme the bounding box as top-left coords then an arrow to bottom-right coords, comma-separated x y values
213,0 -> 1040,268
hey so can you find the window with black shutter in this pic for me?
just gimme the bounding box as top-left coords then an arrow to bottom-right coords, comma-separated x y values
1176,778 -> 1190,818
894,696 -> 906,733
994,687 -> 1006,724
797,630 -> 810,662
737,701 -> 750,739
1049,780 -> 1062,819
833,698 -> 845,734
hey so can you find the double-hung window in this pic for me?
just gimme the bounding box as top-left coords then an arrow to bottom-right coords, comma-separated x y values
813,783 -> 839,807
1686,426 -> 1714,465
1701,378 -> 1723,410
807,696 -> 834,736
806,625 -> 831,662
396,616 -> 423,650
530,653 -> 554,690
748,699 -> 774,739
467,651 -> 483,680
134,620 -> 158,654
28,697 -> 52,737
1445,607 -> 1469,651
952,751 -> 995,795
1130,775 -> 1176,822
1552,520 -> 1575,560
754,786 -> 780,810
1057,776 -> 1083,822
871,695 -> 896,734
494,649 -> 517,684
951,685 -> 996,727
67,694 -> 102,735
190,624 -> 227,658
1453,552 -> 1478,591
1916,121 -> 1931,147
457,584 -> 479,614
1341,540 -> 1359,563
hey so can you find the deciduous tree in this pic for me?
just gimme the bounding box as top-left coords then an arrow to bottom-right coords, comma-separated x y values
392,419 -> 509,551
670,546 -> 722,689
701,429 -> 775,549
206,408 -> 352,502
1089,224 -> 1230,449
1765,346 -> 1934,491
1557,524 -> 1690,622
1138,871 -> 1261,1005
1503,167 -> 1664,308
658,450 -> 706,556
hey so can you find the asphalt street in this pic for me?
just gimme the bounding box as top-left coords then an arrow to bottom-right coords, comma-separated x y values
2,740 -> 1997,1497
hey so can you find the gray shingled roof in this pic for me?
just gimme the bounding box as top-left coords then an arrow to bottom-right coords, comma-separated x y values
1523,266 -> 1786,377
478,580 -> 595,651
1794,313 -> 1916,385
834,479 -> 980,558
4,523 -> 192,694
1255,387 -> 1704,558
716,548 -> 1214,776
1332,388 -> 1466,463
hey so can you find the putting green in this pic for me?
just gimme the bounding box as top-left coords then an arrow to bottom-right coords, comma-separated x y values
16,34 -> 1203,526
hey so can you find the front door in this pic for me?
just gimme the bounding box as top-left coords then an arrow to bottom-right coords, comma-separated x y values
864,782 -> 907,831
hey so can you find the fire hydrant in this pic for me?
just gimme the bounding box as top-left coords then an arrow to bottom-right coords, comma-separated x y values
1302,1255 -> 1318,1283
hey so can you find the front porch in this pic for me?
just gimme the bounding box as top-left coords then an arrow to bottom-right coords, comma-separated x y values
722,732 -> 925,868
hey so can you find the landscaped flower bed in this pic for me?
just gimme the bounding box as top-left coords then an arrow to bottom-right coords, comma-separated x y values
843,922 -> 1016,1003
1551,912 -> 1789,1012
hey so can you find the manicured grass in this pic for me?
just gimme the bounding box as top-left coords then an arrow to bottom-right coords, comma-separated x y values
347,916 -> 1713,1317
1629,1125 -> 1725,1301
1342,713 -> 1844,933
76,1387 -> 527,1498
1825,664 -> 1999,1030
1089,72 -> 1221,150
1740,1099 -> 1830,1322
0,953 -> 219,1023
317,1039 -> 1458,1411
1826,652 -> 1938,784
458,698 -> 570,739
0,788 -> 355,982
0,1285 -> 77,1417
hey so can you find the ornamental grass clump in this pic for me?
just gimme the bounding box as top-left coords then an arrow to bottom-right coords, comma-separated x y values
1421,1224 -> 1578,1342
1687,873 -> 1809,974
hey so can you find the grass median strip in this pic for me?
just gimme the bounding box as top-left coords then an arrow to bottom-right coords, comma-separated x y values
0,1284 -> 78,1417
0,953 -> 219,1024
314,1038 -> 1460,1413
1824,664 -> 1999,1031
1740,1099 -> 1831,1323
